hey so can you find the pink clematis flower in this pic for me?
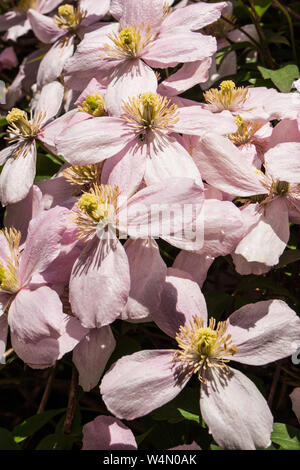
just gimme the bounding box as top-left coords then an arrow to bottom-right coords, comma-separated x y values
100,268 -> 300,449
194,133 -> 300,272
0,81 -> 64,205
0,207 -> 74,344
64,0 -> 226,92
0,0 -> 63,41
28,0 -> 110,87
68,177 -> 204,329
55,84 -> 236,188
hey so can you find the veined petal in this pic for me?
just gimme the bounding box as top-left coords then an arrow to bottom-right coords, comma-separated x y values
37,38 -> 74,88
226,299 -> 300,365
27,9 -> 64,44
173,107 -> 237,136
34,81 -> 64,125
100,349 -> 189,420
0,142 -> 37,206
154,267 -> 208,338
55,117 -> 134,165
82,416 -> 137,450
73,327 -> 116,391
122,238 -> 167,322
69,238 -> 130,329
161,2 -> 226,32
173,251 -> 214,288
264,142 -> 300,183
200,367 -> 273,450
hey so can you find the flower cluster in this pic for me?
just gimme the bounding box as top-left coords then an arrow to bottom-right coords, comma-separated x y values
0,0 -> 300,451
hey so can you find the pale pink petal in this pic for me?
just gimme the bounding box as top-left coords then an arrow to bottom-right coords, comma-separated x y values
158,59 -> 212,97
231,254 -> 270,276
0,142 -> 37,206
4,185 -> 43,243
3,18 -> 31,42
55,117 -> 134,165
8,286 -> 65,343
36,174 -> 78,210
37,37 -> 74,88
0,47 -> 18,70
105,59 -> 157,117
144,134 -> 201,186
268,119 -> 300,149
198,199 -> 246,257
143,32 -> 216,68
39,0 -> 65,14
200,367 -> 273,450
0,143 -> 20,166
173,251 -> 214,288
11,315 -> 88,369
226,299 -> 300,365
82,416 -> 137,450
161,1 -> 226,31
120,0 -> 164,32
264,143 -> 300,183
122,238 -> 167,322
70,238 -> 130,328
0,11 -> 24,31
27,9 -> 64,43
290,389 -> 300,422
100,350 -> 189,420
172,108 -> 237,135
73,327 -> 115,391
0,293 -> 11,317
193,133 -> 267,196
75,78 -> 106,106
118,178 -> 204,243
34,81 -> 64,125
101,141 -> 146,198
19,206 -> 69,284
154,267 -> 207,338
79,0 -> 110,24
235,198 -> 289,266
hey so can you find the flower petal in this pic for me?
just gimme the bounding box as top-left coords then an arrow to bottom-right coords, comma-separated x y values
100,349 -> 189,420
200,367 -> 273,450
73,326 -> 116,392
82,415 -> 137,450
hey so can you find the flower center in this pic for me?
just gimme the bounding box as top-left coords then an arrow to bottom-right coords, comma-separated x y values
78,94 -> 107,117
54,4 -> 85,30
74,184 -> 119,241
6,108 -> 44,148
100,24 -> 153,59
204,80 -> 248,112
173,316 -> 238,383
228,116 -> 263,146
122,92 -> 179,137
0,228 -> 21,294
16,0 -> 39,12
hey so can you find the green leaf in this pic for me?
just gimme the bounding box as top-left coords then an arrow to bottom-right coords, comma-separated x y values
0,116 -> 7,127
13,409 -> 65,443
271,423 -> 300,450
258,65 -> 299,92
177,409 -> 200,424
252,0 -> 272,17
276,249 -> 300,268
136,426 -> 155,445
0,428 -> 21,450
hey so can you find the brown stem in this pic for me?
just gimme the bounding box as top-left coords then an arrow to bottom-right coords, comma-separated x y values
248,0 -> 275,69
63,367 -> 79,434
37,366 -> 56,414
268,361 -> 281,408
3,348 -> 14,359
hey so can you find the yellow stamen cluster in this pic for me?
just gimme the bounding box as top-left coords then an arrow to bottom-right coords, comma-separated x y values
16,0 -> 39,12
54,4 -> 85,30
74,184 -> 119,241
78,94 -> 106,117
122,92 -> 179,136
5,108 -> 44,152
0,228 -> 21,294
100,24 -> 153,59
228,116 -> 263,146
173,316 -> 238,383
204,80 -> 248,111
63,163 -> 102,190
